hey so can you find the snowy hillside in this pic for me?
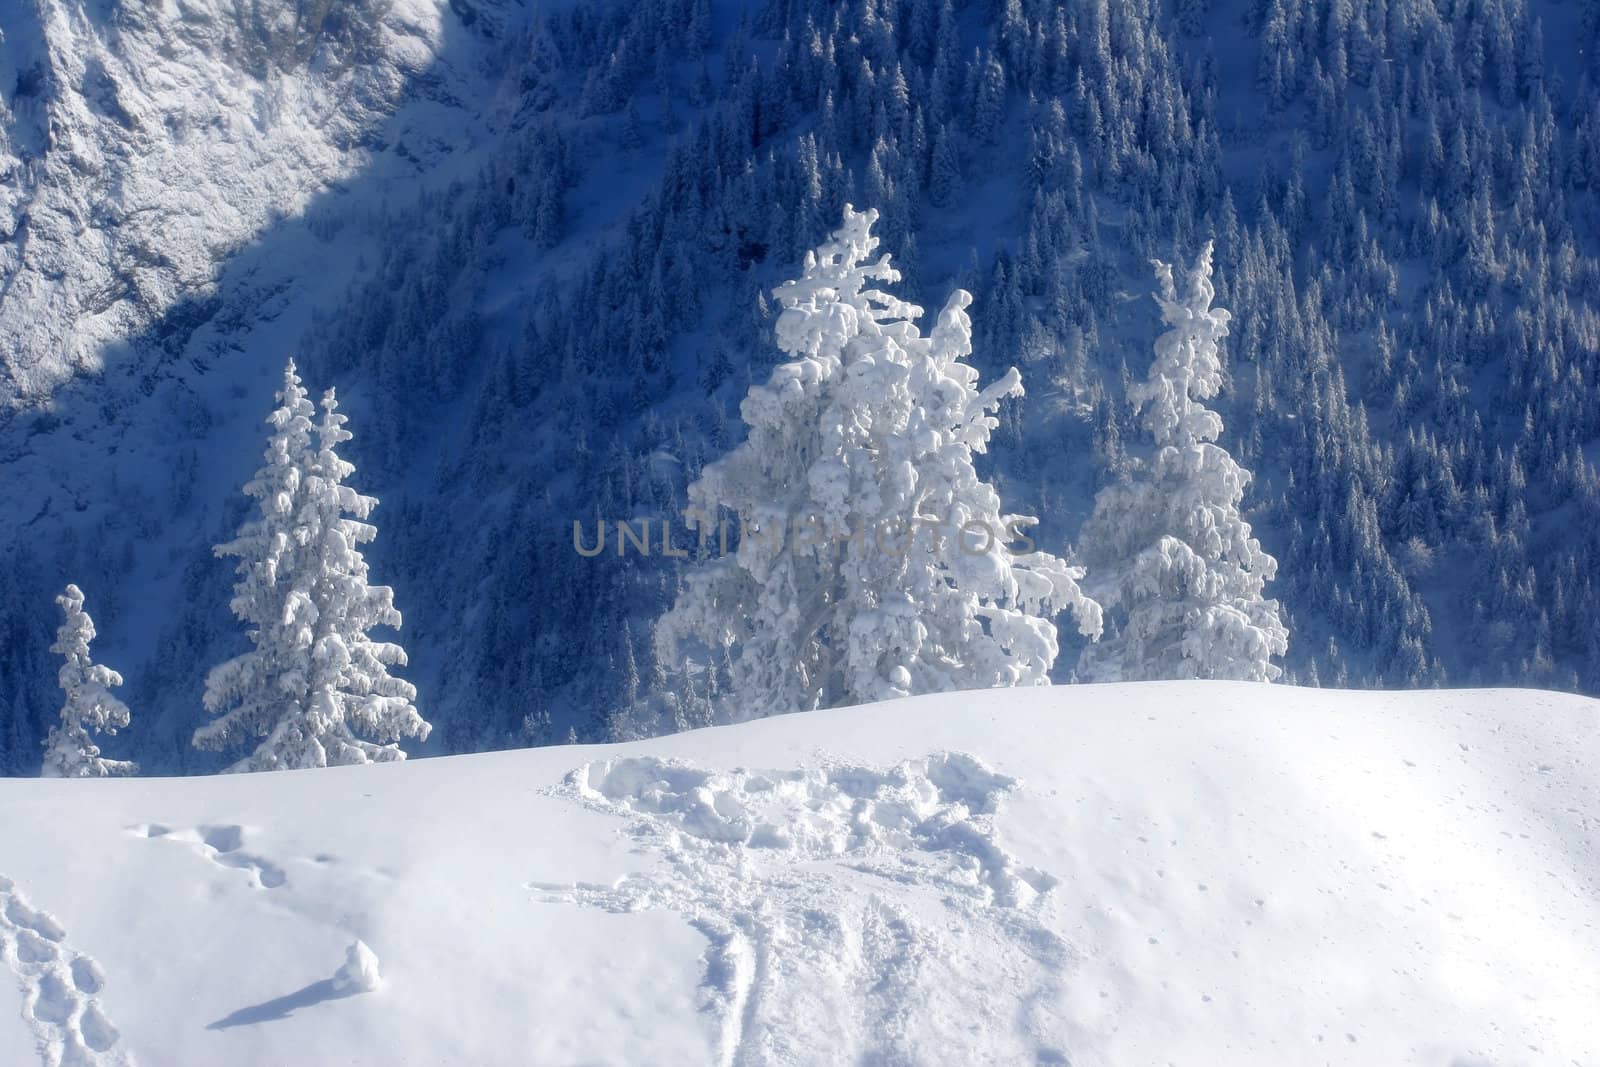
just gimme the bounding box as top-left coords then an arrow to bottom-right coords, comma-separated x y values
1,683 -> 1595,1066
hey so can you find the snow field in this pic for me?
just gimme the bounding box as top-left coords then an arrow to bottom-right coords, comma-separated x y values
0,683 -> 1594,1065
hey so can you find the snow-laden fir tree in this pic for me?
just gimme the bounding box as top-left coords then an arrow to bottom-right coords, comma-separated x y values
197,361 -> 430,770
1076,243 -> 1288,683
656,206 -> 1101,721
293,388 -> 430,764
196,359 -> 317,767
42,585 -> 136,778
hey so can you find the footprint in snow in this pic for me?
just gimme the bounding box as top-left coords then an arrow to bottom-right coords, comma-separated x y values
531,752 -> 1069,1067
129,823 -> 287,890
0,875 -> 131,1065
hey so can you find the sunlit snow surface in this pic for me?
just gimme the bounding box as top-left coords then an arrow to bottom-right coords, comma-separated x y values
0,682 -> 1595,1065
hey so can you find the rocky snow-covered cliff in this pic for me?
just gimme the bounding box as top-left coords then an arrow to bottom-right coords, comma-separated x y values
0,0 -> 452,403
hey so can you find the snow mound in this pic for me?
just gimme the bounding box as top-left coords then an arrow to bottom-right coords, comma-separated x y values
331,942 -> 381,995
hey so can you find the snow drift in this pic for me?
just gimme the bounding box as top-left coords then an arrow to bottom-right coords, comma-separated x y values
0,682 -> 1595,1066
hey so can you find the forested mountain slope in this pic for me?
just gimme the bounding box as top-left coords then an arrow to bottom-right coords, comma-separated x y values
2,0 -> 1599,771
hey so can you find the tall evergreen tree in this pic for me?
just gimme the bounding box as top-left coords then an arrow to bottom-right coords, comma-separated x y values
197,361 -> 429,770
295,388 -> 430,764
1077,244 -> 1288,683
196,360 -> 317,766
42,585 -> 136,779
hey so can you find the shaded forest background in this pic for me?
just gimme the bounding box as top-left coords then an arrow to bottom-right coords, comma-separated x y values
2,0 -> 1598,771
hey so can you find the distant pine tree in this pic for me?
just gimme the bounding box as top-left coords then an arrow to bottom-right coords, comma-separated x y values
197,361 -> 429,771
42,585 -> 136,779
1077,244 -> 1288,683
295,388 -> 430,763
196,359 -> 318,767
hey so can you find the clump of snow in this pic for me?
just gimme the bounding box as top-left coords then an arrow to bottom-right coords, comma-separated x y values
331,941 -> 381,995
567,750 -> 1030,888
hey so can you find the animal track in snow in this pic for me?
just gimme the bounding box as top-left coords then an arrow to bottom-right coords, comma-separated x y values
131,824 -> 287,890
0,874 -> 131,1066
532,753 -> 1069,1066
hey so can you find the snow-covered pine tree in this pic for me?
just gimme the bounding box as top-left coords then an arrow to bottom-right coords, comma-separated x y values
656,206 -> 1101,721
1076,243 -> 1288,683
42,585 -> 136,778
196,361 -> 429,770
196,359 -> 318,767
295,388 -> 430,764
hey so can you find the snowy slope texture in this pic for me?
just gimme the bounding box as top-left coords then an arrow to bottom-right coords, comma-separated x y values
0,684 -> 1596,1065
2,0 -> 1600,773
0,0 -> 454,402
